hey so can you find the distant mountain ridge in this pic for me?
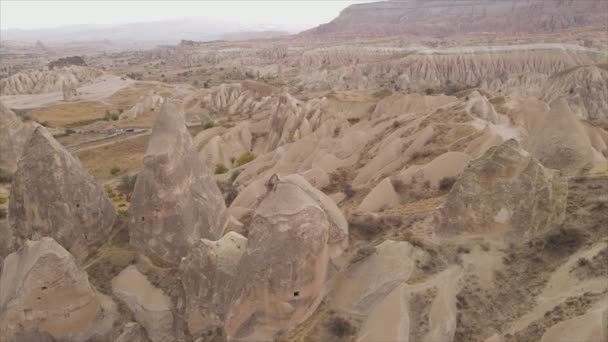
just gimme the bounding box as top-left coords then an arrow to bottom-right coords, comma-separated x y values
302,0 -> 608,38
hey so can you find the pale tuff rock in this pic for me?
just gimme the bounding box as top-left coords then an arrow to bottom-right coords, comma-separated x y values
541,65 -> 608,124
439,139 -> 568,235
128,100 -> 228,265
332,240 -> 422,314
0,238 -> 116,342
120,92 -> 164,120
465,91 -> 504,125
265,91 -> 326,152
0,100 -> 34,172
114,322 -> 148,342
357,177 -> 400,212
111,266 -> 174,342
9,126 -> 115,260
203,82 -> 275,118
180,232 -> 247,337
62,82 -> 79,102
356,266 -> 463,342
224,174 -> 348,340
199,122 -> 252,168
0,66 -> 102,95
519,98 -> 607,173
398,152 -> 471,189
297,48 -> 602,91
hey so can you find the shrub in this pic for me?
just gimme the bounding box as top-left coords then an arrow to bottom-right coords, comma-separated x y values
328,316 -> 356,338
0,208 -> 6,219
215,164 -> 229,174
235,152 -> 256,167
0,169 -> 12,183
425,88 -> 435,95
0,196 -> 7,205
120,174 -> 138,194
65,128 -> 76,135
110,166 -> 121,176
439,176 -> 457,192
203,120 -> 216,130
117,209 -> 128,217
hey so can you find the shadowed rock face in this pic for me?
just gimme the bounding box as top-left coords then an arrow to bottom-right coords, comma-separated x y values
0,100 -> 34,172
181,231 -> 248,337
128,99 -> 228,265
0,238 -> 116,342
439,139 -> 568,235
111,266 -> 174,342
8,126 -> 115,259
225,174 -> 348,341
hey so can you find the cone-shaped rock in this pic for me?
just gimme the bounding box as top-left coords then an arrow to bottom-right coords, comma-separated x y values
0,238 -> 117,341
128,99 -> 228,265
439,139 -> 568,235
225,174 -> 348,341
8,126 -> 115,259
0,100 -> 34,172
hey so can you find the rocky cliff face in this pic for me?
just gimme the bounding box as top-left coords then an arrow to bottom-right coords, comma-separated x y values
303,0 -> 608,38
0,100 -> 34,172
439,139 -> 568,235
9,126 -> 116,260
297,46 -> 604,91
128,100 -> 228,265
541,65 -> 608,124
0,238 -> 117,342
0,66 -> 102,95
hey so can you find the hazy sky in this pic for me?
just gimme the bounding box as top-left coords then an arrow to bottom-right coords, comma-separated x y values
1,0 -> 370,32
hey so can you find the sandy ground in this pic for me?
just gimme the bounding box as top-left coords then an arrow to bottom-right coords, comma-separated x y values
0,75 -> 135,109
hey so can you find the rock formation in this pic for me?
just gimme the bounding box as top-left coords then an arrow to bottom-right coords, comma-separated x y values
111,266 -> 174,342
541,65 -> 608,124
199,122 -> 252,168
0,238 -> 116,341
9,126 -> 116,260
120,92 -> 164,120
202,82 -> 275,118
224,174 -> 348,340
518,98 -> 607,173
357,177 -> 400,212
180,231 -> 247,337
297,46 -> 603,91
114,322 -> 148,342
62,81 -> 79,101
0,100 -> 34,172
128,99 -> 228,265
439,139 -> 568,235
0,66 -> 102,95
302,0 -> 608,38
265,91 -> 325,152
